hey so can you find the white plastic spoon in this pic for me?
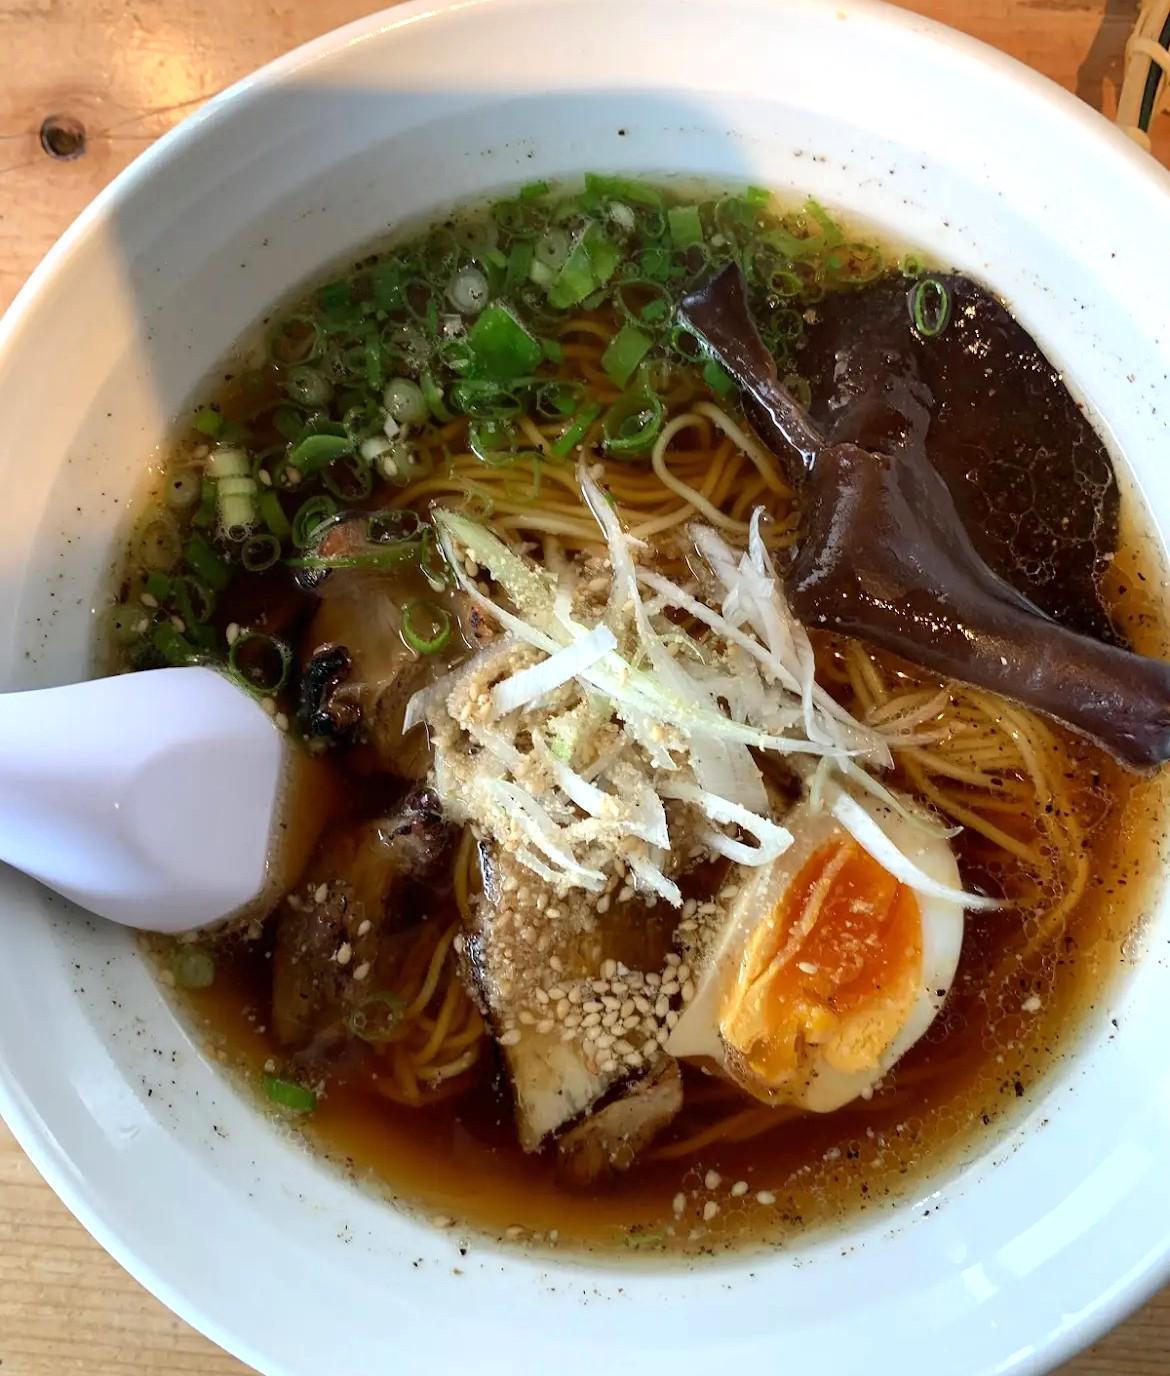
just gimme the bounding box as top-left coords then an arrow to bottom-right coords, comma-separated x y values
0,666 -> 295,933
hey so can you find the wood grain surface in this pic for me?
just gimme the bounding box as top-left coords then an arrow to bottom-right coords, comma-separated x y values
0,1 -> 1168,1372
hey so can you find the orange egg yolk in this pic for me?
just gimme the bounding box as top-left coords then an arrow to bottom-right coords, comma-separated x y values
719,838 -> 923,1100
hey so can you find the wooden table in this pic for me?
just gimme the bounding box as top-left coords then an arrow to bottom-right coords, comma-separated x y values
1,0 -> 1168,1370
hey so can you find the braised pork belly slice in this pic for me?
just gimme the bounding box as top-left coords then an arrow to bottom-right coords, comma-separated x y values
464,842 -> 687,1154
556,1059 -> 684,1186
272,789 -> 454,1051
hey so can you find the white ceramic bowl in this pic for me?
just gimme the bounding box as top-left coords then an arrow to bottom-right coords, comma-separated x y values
2,1 -> 1170,1371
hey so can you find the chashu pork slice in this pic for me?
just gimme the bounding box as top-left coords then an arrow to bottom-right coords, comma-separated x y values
464,842 -> 681,1154
556,1058 -> 683,1186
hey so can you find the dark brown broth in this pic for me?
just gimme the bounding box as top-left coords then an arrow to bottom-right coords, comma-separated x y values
132,190 -> 1170,1257
163,621 -> 1167,1259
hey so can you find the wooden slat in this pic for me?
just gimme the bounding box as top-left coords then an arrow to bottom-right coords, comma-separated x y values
0,1 -> 1167,1371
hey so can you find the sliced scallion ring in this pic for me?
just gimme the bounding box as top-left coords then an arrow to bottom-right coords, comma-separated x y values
909,276 -> 951,337
229,630 -> 293,694
291,495 -> 339,550
347,992 -> 405,1043
401,599 -> 453,655
602,388 -> 665,458
241,533 -> 283,573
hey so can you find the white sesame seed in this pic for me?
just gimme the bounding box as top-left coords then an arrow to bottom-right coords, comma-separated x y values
274,711 -> 290,732
258,468 -> 273,487
353,962 -> 370,982
261,697 -> 277,717
549,955 -> 564,973
624,1051 -> 643,1068
225,621 -> 240,645
584,1000 -> 603,1014
1022,995 -> 1042,1013
705,1170 -> 722,1190
676,964 -> 690,983
731,1180 -> 749,1197
547,986 -> 566,1001
139,592 -> 158,608
672,1192 -> 687,1216
599,1057 -> 618,1073
505,1226 -> 524,1240
536,1018 -> 555,1035
498,1029 -> 522,1047
314,883 -> 329,903
756,1191 -> 776,1206
702,1201 -> 719,1222
556,998 -> 571,1019
595,1033 -> 614,1050
335,943 -> 352,966
581,1012 -> 601,1028
170,616 -> 186,633
797,961 -> 820,975
596,894 -> 611,914
682,980 -> 696,1003
431,1215 -> 454,1229
601,958 -> 617,980
617,885 -> 634,903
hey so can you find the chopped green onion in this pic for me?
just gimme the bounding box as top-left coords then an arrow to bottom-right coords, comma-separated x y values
192,408 -> 223,437
534,229 -> 571,273
584,174 -> 664,208
145,570 -> 173,603
283,365 -> 332,407
667,204 -> 704,249
183,534 -> 231,592
262,1075 -> 317,1113
138,515 -> 183,572
105,604 -> 144,647
151,621 -> 197,666
401,600 -> 453,655
217,476 -> 257,536
172,948 -> 216,989
258,489 -> 291,541
582,221 -> 619,286
383,377 -> 427,426
322,452 -> 374,502
289,433 -> 352,474
420,369 -> 452,423
268,316 -> 322,366
900,251 -> 925,278
165,467 -> 202,512
271,405 -> 305,442
450,379 -> 522,418
520,179 -> 550,200
173,575 -> 215,625
447,266 -> 490,315
547,237 -> 598,309
541,338 -> 563,364
535,380 -> 586,418
347,992 -> 405,1042
702,359 -> 737,399
241,534 -> 282,572
465,304 -> 543,381
602,389 -> 664,458
229,630 -> 292,694
291,495 -> 339,550
505,241 -> 535,291
909,277 -> 951,337
601,324 -> 653,388
549,401 -> 602,460
744,185 -> 771,208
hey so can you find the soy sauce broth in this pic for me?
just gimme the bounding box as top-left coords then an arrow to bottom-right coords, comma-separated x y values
121,179 -> 1170,1257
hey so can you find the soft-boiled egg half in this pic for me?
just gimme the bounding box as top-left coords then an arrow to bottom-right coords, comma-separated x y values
667,793 -> 966,1112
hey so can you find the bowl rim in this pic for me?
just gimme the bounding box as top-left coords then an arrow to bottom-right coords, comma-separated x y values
2,0 -> 1169,1371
